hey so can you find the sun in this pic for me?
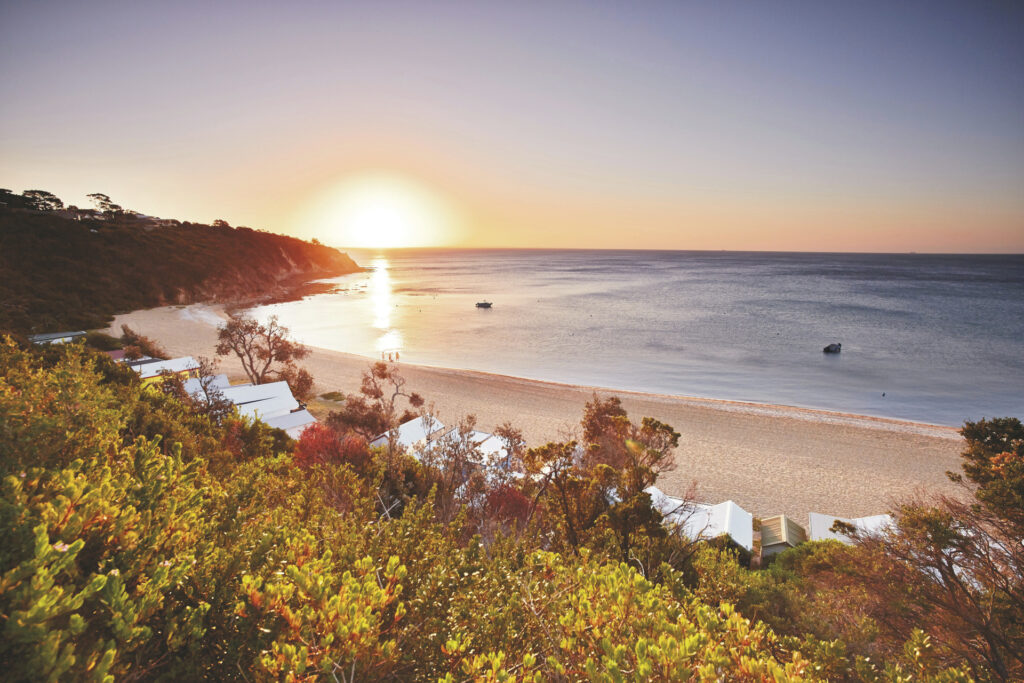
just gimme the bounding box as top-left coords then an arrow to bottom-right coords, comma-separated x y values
301,173 -> 458,248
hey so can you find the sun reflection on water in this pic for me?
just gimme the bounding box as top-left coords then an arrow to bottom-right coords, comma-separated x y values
369,256 -> 402,357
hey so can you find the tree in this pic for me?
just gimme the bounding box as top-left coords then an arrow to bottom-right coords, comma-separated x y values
581,394 -> 679,497
835,417 -> 1024,680
215,314 -> 311,396
279,364 -> 315,402
523,440 -> 596,552
21,189 -> 64,211
86,192 -> 123,216
156,356 -> 234,422
952,417 -> 1024,530
1,188 -> 35,209
419,414 -> 485,521
494,421 -> 526,476
326,362 -> 423,440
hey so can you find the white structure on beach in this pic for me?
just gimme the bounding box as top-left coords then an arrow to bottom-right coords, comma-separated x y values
370,415 -> 446,454
264,409 -> 318,439
645,486 -> 754,552
29,331 -> 87,345
807,512 -> 894,545
182,374 -> 231,396
129,356 -> 200,380
225,381 -> 301,420
369,418 -> 516,476
466,430 -> 508,468
181,374 -> 316,435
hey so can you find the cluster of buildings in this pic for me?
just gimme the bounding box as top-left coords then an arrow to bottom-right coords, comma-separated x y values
123,354 -> 319,439
645,484 -> 894,559
31,332 -> 894,557
27,332 -> 318,440
373,415 -> 893,560
369,415 -> 512,474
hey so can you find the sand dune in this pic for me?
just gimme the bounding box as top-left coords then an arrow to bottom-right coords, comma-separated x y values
107,304 -> 965,523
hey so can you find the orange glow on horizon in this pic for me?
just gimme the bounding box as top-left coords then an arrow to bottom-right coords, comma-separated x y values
297,172 -> 461,249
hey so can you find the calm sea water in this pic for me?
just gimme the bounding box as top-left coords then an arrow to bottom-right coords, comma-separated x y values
249,249 -> 1024,426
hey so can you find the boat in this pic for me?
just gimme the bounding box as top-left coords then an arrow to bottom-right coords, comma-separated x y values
475,301 -> 493,309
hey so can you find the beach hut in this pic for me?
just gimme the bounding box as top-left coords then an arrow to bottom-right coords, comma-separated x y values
233,386 -> 301,420
130,356 -> 200,385
807,512 -> 894,545
369,415 -> 446,455
182,374 -> 231,399
181,376 -> 307,427
759,515 -> 808,557
28,331 -> 86,345
218,380 -> 296,406
465,430 -> 509,468
645,486 -> 754,552
264,409 -> 318,439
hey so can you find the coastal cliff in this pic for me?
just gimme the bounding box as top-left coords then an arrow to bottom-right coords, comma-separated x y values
0,206 -> 362,333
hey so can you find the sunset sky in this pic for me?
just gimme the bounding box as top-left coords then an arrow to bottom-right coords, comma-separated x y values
2,1 -> 1023,252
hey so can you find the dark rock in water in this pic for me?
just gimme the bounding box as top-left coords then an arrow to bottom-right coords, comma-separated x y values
823,342 -> 842,354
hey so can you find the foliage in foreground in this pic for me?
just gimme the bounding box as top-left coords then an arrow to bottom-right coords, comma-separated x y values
0,338 -> 1001,681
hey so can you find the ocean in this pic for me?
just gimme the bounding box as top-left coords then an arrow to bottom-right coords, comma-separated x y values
248,249 -> 1024,427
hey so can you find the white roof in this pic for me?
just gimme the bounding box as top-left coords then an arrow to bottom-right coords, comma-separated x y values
467,430 -> 508,467
808,512 -> 894,544
264,409 -> 318,438
220,381 -> 294,405
236,394 -> 301,420
646,486 -> 754,552
182,374 -> 231,398
134,356 -> 199,379
29,331 -> 87,344
370,415 -> 445,451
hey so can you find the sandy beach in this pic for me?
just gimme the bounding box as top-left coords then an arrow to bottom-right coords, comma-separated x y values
107,304 -> 966,523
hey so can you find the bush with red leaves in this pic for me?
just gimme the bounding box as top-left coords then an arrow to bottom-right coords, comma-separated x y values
294,423 -> 370,471
485,484 -> 532,526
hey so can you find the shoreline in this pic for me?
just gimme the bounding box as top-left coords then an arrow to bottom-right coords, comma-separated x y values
358,355 -> 961,439
106,302 -> 966,523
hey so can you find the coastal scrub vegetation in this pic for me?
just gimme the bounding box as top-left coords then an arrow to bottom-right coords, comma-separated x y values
0,189 -> 361,335
1,338 -> 1019,680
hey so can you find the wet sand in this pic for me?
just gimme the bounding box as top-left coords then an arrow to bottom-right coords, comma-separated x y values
107,304 -> 965,522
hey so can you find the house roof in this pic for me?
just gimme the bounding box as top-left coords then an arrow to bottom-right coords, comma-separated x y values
219,381 -> 294,405
468,430 -> 508,467
28,331 -> 86,343
807,512 -> 894,544
182,374 -> 231,399
369,415 -> 446,451
133,356 -> 199,379
235,394 -> 300,420
646,486 -> 754,551
264,409 -> 317,437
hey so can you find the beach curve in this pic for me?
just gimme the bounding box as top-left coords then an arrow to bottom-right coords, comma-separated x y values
106,303 -> 966,523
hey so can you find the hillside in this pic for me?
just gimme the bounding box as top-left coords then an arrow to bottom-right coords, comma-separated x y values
2,339 -> 996,681
0,204 -> 361,334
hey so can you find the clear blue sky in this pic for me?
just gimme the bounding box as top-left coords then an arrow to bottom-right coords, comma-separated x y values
2,1 -> 1022,251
